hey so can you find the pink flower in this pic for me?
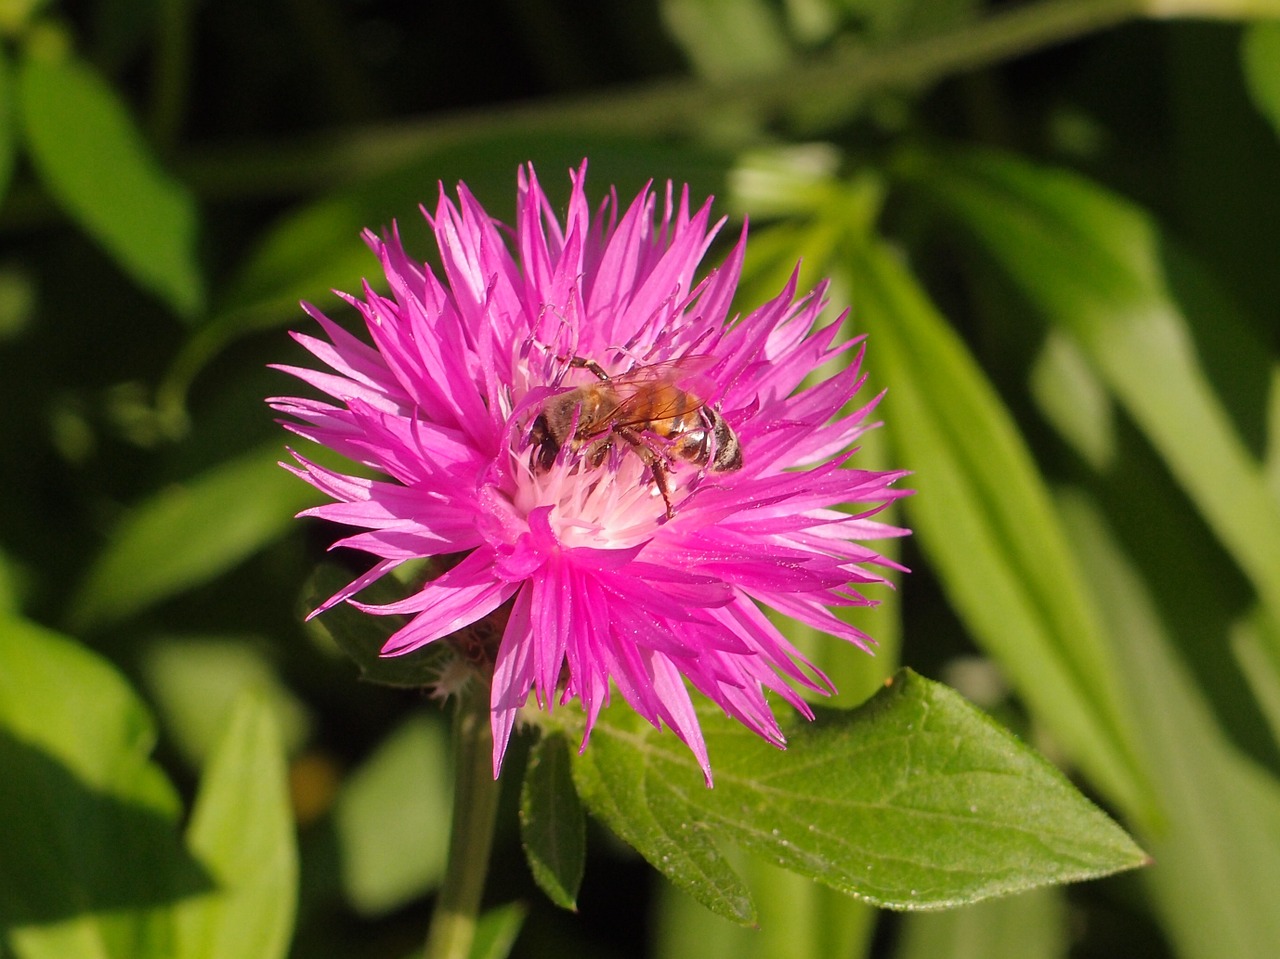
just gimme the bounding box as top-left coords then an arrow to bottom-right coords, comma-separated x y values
270,163 -> 909,783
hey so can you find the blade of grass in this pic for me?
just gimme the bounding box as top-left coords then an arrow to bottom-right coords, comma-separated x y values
895,149 -> 1280,661
842,232 -> 1153,823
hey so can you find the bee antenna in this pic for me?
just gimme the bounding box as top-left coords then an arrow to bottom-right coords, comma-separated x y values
607,344 -> 646,368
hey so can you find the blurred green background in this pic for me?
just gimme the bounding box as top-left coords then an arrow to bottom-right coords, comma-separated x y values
3,1 -> 1280,957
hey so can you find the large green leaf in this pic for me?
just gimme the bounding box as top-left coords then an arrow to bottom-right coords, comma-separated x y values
908,147 -> 1280,957
1061,494 -> 1280,959
894,148 -> 1280,652
174,692 -> 297,959
17,54 -> 203,317
569,670 -> 1146,924
841,233 -> 1152,823
0,616 -> 209,958
68,445 -> 319,630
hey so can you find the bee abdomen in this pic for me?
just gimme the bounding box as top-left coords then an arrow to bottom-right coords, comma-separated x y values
709,411 -> 742,472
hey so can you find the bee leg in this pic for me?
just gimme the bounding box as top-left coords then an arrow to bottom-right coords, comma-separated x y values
568,356 -> 611,382
650,459 -> 676,519
616,426 -> 676,519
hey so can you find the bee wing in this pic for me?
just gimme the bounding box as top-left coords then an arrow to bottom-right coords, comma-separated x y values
611,383 -> 701,426
602,356 -> 716,427
610,355 -> 716,385
611,355 -> 718,399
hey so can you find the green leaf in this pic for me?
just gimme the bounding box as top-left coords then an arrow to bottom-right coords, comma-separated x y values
841,233 -> 1152,823
304,562 -> 456,688
1027,329 -> 1116,472
17,53 -> 203,317
0,616 -> 210,958
520,732 -> 586,910
573,725 -> 755,925
1232,610 -> 1280,751
174,692 -> 297,959
1060,494 -> 1280,959
570,670 -> 1146,923
893,148 -> 1280,652
140,635 -> 312,769
468,902 -> 528,959
1242,20 -> 1280,139
333,713 -> 452,916
68,445 -> 318,630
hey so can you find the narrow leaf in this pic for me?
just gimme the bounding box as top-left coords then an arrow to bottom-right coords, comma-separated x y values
1232,611 -> 1280,751
520,733 -> 586,910
174,692 -> 298,959
894,148 -> 1280,648
1061,494 -> 1280,959
571,670 -> 1146,921
68,445 -> 319,630
843,235 -> 1152,822
18,54 -> 203,316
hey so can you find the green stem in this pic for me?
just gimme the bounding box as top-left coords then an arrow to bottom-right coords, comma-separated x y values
424,687 -> 502,959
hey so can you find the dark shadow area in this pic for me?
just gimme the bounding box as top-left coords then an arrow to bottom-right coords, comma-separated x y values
0,730 -> 215,926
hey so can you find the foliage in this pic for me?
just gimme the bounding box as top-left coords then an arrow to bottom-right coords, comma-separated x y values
3,1 -> 1280,958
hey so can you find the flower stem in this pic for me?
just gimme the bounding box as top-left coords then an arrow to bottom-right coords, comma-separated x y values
424,686 -> 501,959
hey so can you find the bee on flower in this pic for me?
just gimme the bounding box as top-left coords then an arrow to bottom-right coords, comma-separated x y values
527,354 -> 742,518
270,162 -> 909,784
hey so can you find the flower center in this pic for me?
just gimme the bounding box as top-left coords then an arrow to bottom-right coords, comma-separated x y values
512,441 -> 676,549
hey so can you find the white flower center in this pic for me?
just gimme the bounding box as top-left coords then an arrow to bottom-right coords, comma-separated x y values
512,448 -> 674,549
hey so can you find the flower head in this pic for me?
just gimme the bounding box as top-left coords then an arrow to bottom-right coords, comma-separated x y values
270,162 -> 909,782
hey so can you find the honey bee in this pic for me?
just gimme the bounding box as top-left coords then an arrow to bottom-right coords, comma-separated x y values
529,356 -> 743,517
